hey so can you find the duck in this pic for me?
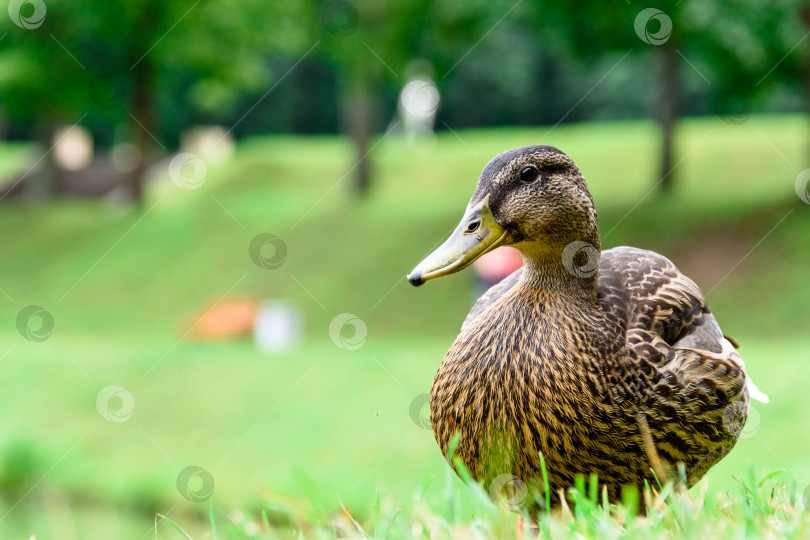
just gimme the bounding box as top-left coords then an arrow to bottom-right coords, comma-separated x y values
406,145 -> 767,511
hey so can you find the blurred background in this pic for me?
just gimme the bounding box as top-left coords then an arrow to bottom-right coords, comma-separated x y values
0,0 -> 809,537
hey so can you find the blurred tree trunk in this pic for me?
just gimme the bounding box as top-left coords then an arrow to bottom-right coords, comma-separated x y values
128,63 -> 154,206
341,73 -> 374,195
126,0 -> 160,206
657,42 -> 678,192
0,110 -> 8,140
24,121 -> 57,202
801,2 -> 810,164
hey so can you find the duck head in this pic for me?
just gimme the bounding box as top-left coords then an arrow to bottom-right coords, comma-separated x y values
407,145 -> 600,288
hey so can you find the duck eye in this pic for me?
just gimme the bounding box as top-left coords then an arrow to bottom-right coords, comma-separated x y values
519,166 -> 538,183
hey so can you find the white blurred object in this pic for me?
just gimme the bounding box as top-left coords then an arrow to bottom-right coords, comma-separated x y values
396,61 -> 440,144
181,125 -> 234,165
53,125 -> 93,170
253,300 -> 303,353
747,378 -> 769,404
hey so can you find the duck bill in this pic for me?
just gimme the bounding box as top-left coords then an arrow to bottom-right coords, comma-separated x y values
407,195 -> 507,287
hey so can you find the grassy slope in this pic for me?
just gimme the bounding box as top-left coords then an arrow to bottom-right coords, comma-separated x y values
0,115 -> 808,536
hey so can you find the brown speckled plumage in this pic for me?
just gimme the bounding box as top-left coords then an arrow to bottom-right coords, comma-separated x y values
421,145 -> 753,510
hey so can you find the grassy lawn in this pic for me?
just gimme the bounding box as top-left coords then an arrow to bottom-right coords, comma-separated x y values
0,114 -> 808,537
0,142 -> 33,181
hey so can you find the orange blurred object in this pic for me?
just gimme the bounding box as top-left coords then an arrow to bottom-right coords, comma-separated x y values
187,298 -> 259,340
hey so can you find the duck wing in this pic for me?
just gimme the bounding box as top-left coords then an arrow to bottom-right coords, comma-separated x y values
599,246 -> 764,399
599,246 -> 764,484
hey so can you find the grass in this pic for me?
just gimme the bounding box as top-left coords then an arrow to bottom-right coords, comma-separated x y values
153,469 -> 810,539
0,142 -> 33,181
0,114 -> 808,537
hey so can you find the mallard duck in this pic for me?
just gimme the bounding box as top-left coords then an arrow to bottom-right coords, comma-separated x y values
406,145 -> 767,510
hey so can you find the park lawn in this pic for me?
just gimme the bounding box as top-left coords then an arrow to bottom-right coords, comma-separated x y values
0,335 -> 807,538
0,114 -> 807,337
0,114 -> 807,536
0,142 -> 33,181
0,335 -> 807,536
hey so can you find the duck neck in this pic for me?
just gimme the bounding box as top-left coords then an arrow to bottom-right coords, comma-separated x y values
516,239 -> 600,299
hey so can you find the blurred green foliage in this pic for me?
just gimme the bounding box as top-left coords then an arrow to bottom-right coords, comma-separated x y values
0,0 -> 806,144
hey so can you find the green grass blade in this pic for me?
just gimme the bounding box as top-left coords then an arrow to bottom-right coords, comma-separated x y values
156,513 -> 194,540
209,503 -> 218,540
539,451 -> 551,512
262,509 -> 272,534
